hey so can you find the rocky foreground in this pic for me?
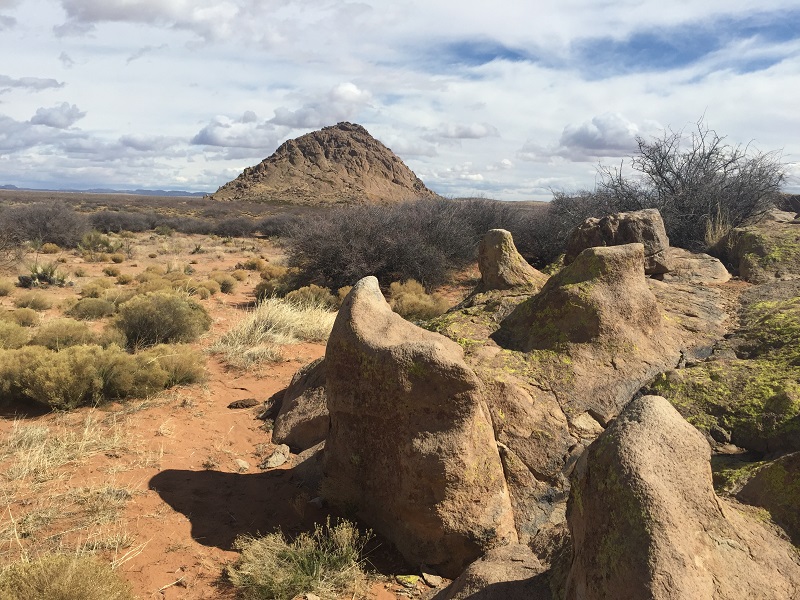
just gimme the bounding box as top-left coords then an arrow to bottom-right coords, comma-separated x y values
264,208 -> 800,598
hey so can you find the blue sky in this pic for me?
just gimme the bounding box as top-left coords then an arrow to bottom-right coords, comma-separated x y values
0,0 -> 798,200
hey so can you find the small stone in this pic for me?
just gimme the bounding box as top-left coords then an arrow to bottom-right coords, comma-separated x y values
260,444 -> 291,469
235,459 -> 250,472
305,594 -> 321,600
420,565 -> 442,588
395,574 -> 419,589
227,398 -> 259,409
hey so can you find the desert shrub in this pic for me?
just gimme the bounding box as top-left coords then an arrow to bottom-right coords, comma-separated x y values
67,298 -> 116,320
1,202 -> 89,247
79,230 -> 121,261
228,518 -> 372,600
29,318 -> 96,350
199,279 -> 221,295
254,266 -> 300,300
210,297 -> 335,368
192,284 -> 211,300
0,321 -> 29,349
116,273 -> 133,285
0,279 -> 14,296
388,279 -> 450,321
236,257 -> 266,271
74,267 -> 87,278
101,288 -> 137,307
154,216 -> 212,235
109,253 -> 125,264
260,264 -> 290,280
285,284 -> 338,309
140,344 -> 206,387
18,261 -> 68,287
103,266 -> 121,277
0,553 -> 134,600
13,292 -> 52,311
337,286 -> 353,304
256,213 -> 305,237
114,291 -> 212,349
39,242 -> 60,254
214,217 -> 256,238
154,224 -> 173,236
231,269 -> 248,281
80,277 -> 114,298
9,308 -> 39,327
136,277 -> 172,294
90,209 -> 152,233
210,272 -> 237,294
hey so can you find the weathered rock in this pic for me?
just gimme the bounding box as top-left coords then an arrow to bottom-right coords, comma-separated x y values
211,122 -> 438,204
260,444 -> 291,469
227,397 -> 260,409
272,358 -> 328,452
564,209 -> 671,275
661,247 -> 731,284
566,395 -> 800,600
322,277 -> 517,578
500,244 -> 661,351
476,229 -> 548,293
737,451 -> 800,545
433,544 -> 551,600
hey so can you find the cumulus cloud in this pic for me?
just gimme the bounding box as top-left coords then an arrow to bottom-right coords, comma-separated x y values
119,134 -> 179,152
486,158 -> 513,171
435,122 -> 500,140
191,112 -> 284,150
269,83 -> 373,129
0,74 -> 64,92
30,103 -> 86,128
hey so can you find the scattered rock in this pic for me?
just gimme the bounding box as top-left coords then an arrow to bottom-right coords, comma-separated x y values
421,565 -> 443,588
227,398 -> 259,409
396,575 -> 420,589
564,209 -> 671,275
565,395 -> 800,600
272,358 -> 328,452
323,277 -> 517,578
260,444 -> 291,469
234,459 -> 250,472
661,247 -> 731,284
211,122 -> 439,204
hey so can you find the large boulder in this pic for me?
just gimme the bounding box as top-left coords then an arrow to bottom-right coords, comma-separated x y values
271,358 -> 328,452
564,209 -> 670,275
476,229 -> 548,293
565,395 -> 800,600
322,277 -> 517,578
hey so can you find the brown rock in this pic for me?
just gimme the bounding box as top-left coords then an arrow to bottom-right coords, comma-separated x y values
271,358 -> 328,452
477,229 -> 548,293
211,122 -> 438,204
564,208 -> 671,274
322,277 -> 517,578
661,247 -> 731,284
566,395 -> 800,600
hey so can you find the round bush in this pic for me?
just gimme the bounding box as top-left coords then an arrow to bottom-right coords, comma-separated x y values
29,318 -> 96,350
10,308 -> 39,327
13,292 -> 52,311
210,273 -> 237,294
114,291 -> 212,349
0,321 -> 29,349
67,297 -> 116,320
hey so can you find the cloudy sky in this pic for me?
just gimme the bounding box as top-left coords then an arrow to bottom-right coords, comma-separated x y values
1,0 -> 799,200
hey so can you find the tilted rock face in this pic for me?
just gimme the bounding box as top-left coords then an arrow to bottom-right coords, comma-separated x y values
500,244 -> 662,351
322,277 -> 517,578
271,358 -> 328,452
477,229 -> 548,293
564,208 -> 671,275
211,122 -> 439,204
566,395 -> 800,600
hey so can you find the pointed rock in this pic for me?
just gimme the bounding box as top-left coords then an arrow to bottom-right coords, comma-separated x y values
272,358 -> 328,452
477,229 -> 548,293
322,276 -> 517,578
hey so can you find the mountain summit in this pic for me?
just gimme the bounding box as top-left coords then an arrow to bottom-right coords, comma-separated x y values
211,122 -> 439,204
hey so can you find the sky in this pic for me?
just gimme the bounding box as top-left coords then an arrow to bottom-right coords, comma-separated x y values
1,0 -> 799,201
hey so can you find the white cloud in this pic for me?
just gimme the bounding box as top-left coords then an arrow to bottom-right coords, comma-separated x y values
436,122 -> 499,139
0,74 -> 63,92
191,113 -> 284,150
30,103 -> 86,128
270,83 -> 373,128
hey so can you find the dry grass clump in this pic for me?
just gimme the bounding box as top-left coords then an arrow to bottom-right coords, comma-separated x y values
115,273 -> 133,285
109,253 -> 126,264
28,319 -> 96,350
80,278 -> 114,299
113,291 -> 212,350
210,272 -> 237,294
0,321 -> 29,349
39,242 -> 61,254
236,257 -> 266,271
8,308 -> 39,327
0,279 -> 15,296
388,279 -> 450,321
102,266 -> 121,277
66,298 -> 116,321
0,553 -> 134,600
285,285 -> 338,309
12,292 -> 52,311
210,297 -> 335,368
254,265 -> 300,300
228,518 -> 372,600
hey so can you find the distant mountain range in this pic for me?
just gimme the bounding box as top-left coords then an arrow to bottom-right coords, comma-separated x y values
0,184 -> 208,197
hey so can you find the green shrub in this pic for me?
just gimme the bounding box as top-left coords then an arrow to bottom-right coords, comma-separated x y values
140,344 -> 206,387
0,553 -> 133,600
285,284 -> 338,309
0,279 -> 14,296
67,298 -> 116,320
228,519 -> 372,600
388,279 -> 450,321
13,292 -> 52,311
102,266 -> 121,277
114,291 -> 212,349
9,308 -> 39,327
210,272 -> 237,294
0,321 -> 29,349
29,319 -> 96,350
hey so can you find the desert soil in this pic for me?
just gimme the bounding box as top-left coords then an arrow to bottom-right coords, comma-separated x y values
0,232 -> 433,599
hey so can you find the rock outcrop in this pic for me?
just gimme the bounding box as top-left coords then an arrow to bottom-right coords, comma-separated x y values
211,122 -> 439,204
737,452 -> 800,545
322,277 -> 517,578
476,229 -> 548,294
271,358 -> 328,452
564,208 -> 671,275
565,395 -> 800,600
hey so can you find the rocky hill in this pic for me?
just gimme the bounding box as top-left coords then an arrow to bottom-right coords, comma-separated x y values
211,122 -> 439,204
